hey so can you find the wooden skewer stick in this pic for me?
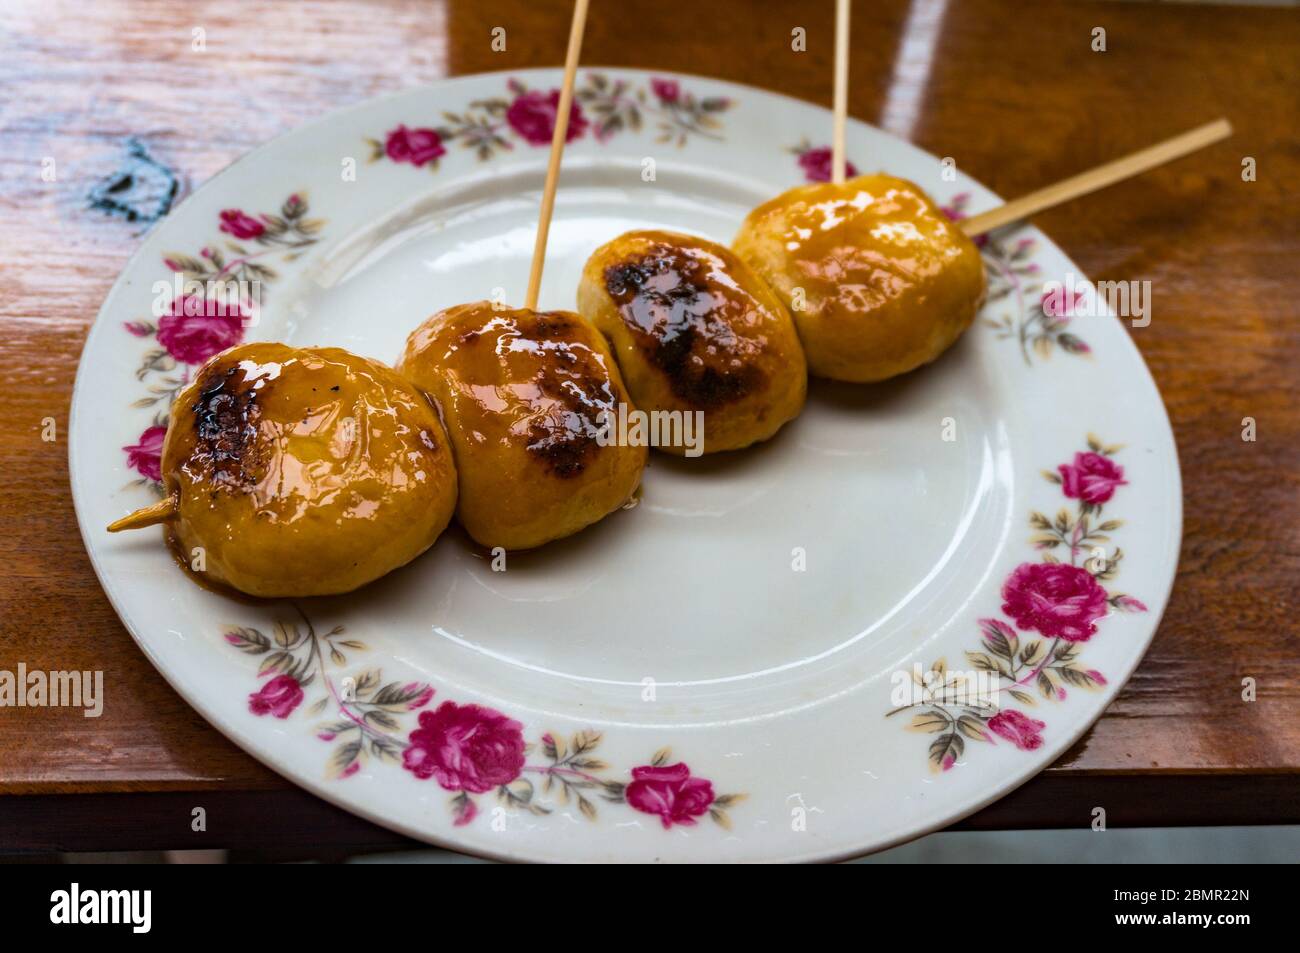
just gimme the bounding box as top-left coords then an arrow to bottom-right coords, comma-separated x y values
107,494 -> 178,533
960,118 -> 1232,238
831,0 -> 851,185
523,0 -> 591,310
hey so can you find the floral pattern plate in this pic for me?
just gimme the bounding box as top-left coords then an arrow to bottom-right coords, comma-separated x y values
70,68 -> 1181,863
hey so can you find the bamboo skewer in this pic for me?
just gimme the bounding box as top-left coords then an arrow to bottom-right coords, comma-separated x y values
831,0 -> 851,185
824,0 -> 1225,236
107,495 -> 177,532
960,118 -> 1232,238
524,0 -> 591,310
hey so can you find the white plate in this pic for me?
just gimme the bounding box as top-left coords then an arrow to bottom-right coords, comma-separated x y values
70,68 -> 1181,863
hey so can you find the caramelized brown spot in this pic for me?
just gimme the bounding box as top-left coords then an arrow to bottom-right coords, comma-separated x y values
520,311 -> 615,479
529,312 -> 575,338
604,245 -> 765,408
526,421 -> 595,478
186,360 -> 265,488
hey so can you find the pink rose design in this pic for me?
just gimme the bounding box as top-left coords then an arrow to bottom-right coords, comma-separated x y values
506,89 -> 588,146
625,762 -> 715,829
123,425 -> 167,482
384,125 -> 447,167
248,674 -> 303,719
1041,287 -> 1087,320
218,209 -> 265,240
1058,451 -> 1127,506
452,796 -> 479,827
1001,562 -> 1110,642
798,146 -> 859,183
156,293 -> 246,365
405,683 -> 435,710
1045,288 -> 1086,321
651,77 -> 681,103
987,710 -> 1046,751
402,701 -> 526,793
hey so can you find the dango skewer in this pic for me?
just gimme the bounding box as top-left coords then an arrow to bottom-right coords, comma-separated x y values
732,1 -> 1231,382
397,0 -> 647,550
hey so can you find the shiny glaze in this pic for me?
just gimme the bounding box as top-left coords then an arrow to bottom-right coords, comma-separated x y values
398,302 -> 645,550
602,233 -> 768,408
174,344 -> 443,520
733,174 -> 986,382
402,304 -> 618,478
754,177 -> 971,312
578,229 -> 807,454
163,342 -> 457,597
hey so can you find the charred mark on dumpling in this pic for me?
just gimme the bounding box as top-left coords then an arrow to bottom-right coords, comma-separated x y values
187,360 -> 265,488
604,246 -> 764,408
520,313 -> 618,479
530,311 -> 576,338
526,421 -> 595,479
523,365 -> 615,478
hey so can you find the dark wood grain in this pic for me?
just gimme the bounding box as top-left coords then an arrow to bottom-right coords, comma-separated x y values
1,0 -> 1297,849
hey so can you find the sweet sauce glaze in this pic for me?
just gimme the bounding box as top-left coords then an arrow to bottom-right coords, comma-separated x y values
398,302 -> 645,550
161,342 -> 457,597
578,229 -> 807,455
733,174 -> 986,382
175,344 -> 444,518
752,176 -> 969,306
602,236 -> 767,408
403,304 -> 620,479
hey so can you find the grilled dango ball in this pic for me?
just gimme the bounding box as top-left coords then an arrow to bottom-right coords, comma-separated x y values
107,342 -> 458,597
732,173 -> 986,383
397,302 -> 646,551
577,229 -> 806,455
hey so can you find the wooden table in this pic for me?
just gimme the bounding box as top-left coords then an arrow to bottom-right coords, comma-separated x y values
2,0 -> 1297,856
